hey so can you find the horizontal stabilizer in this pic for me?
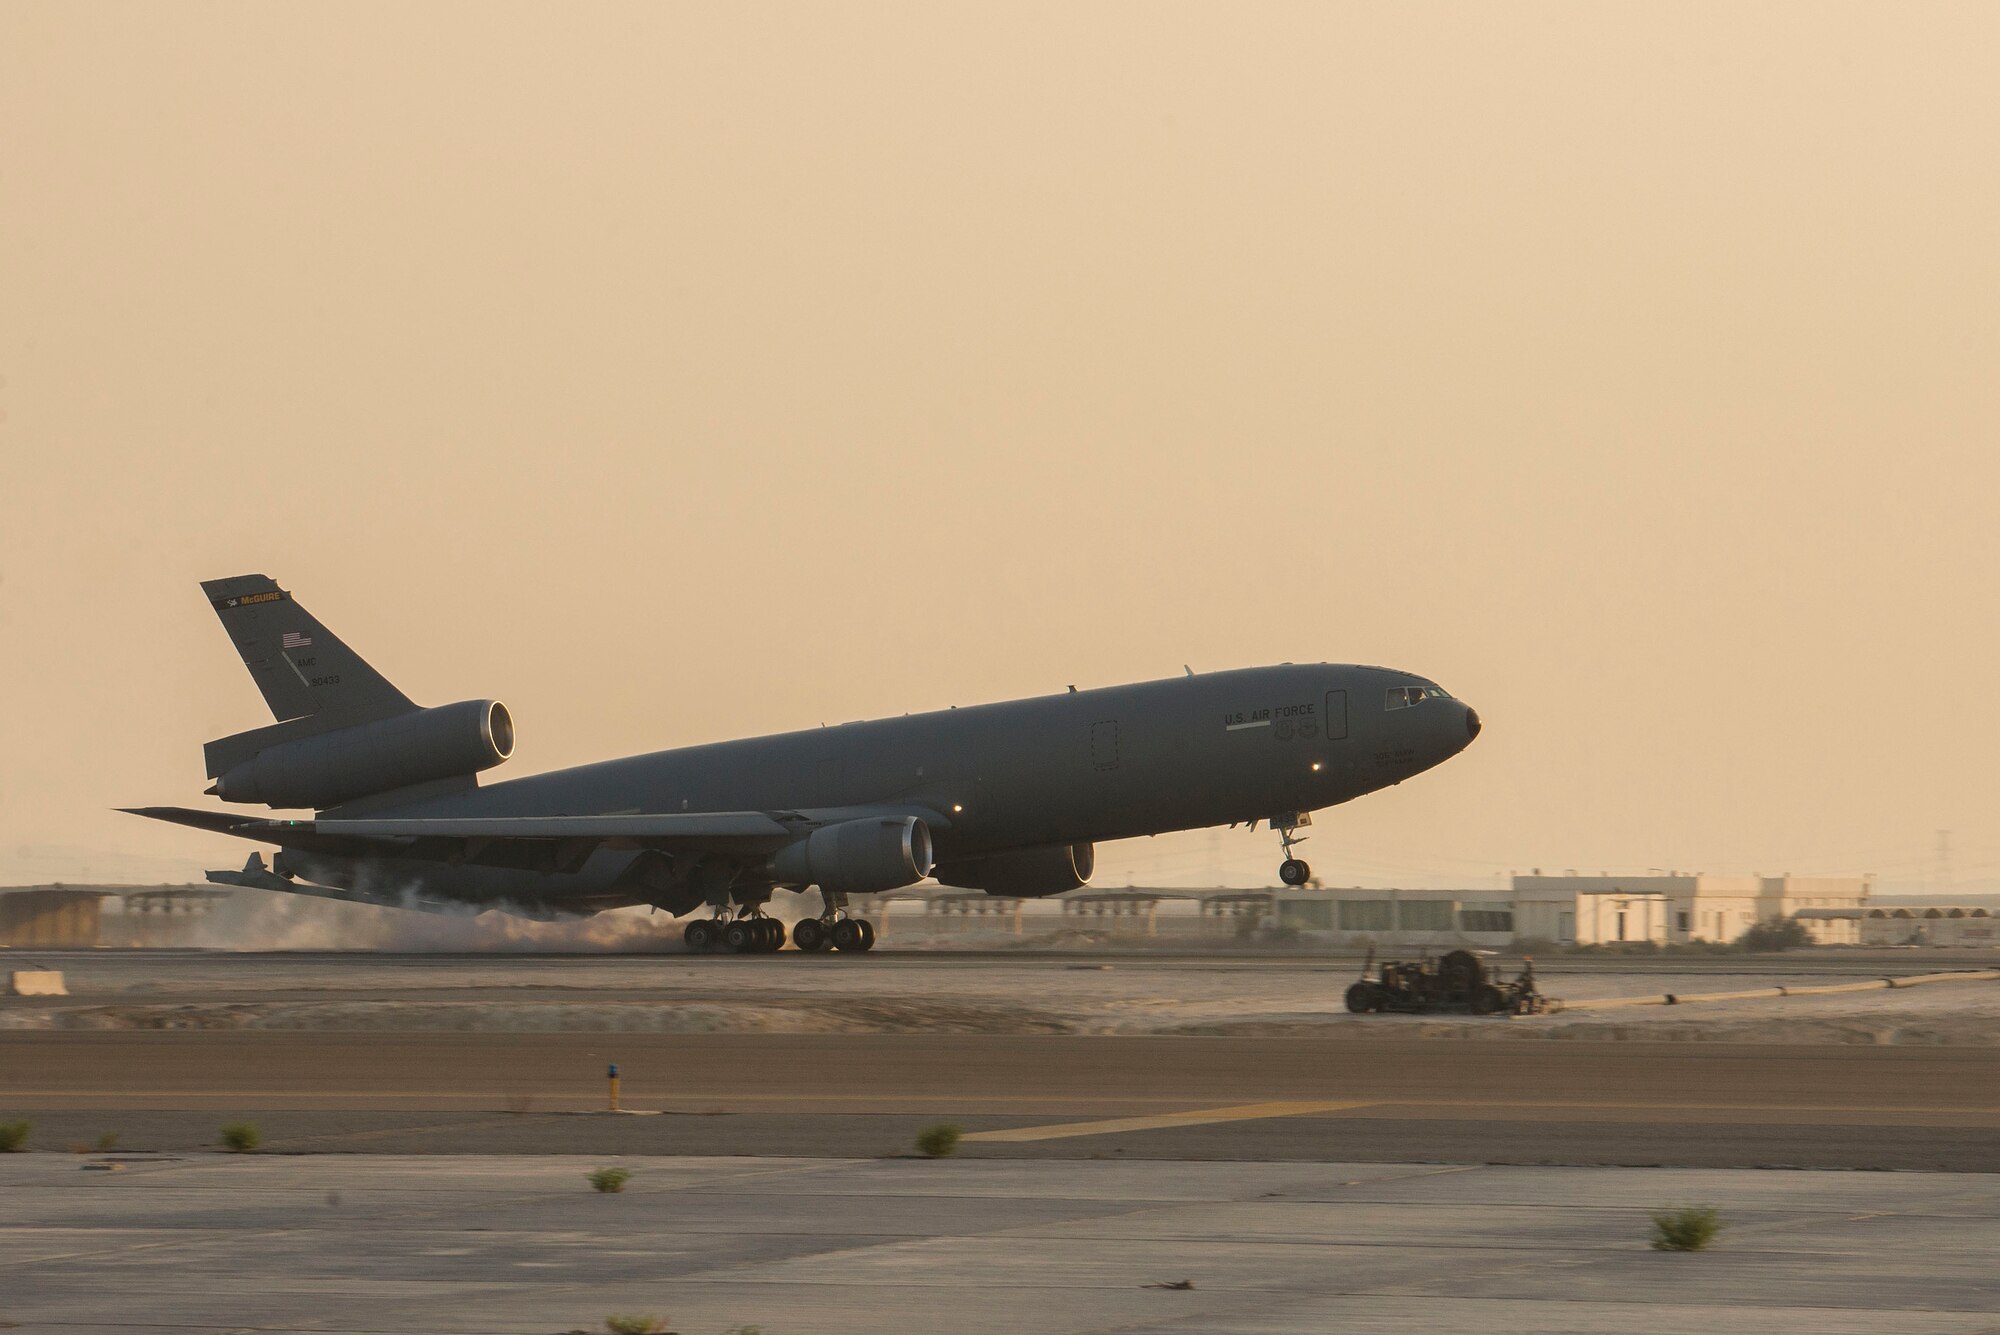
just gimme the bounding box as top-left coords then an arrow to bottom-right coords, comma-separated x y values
121,805 -> 265,836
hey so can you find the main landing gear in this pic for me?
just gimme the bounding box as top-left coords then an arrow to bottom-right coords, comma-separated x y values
790,915 -> 875,953
791,888 -> 874,953
679,898 -> 876,955
683,912 -> 785,954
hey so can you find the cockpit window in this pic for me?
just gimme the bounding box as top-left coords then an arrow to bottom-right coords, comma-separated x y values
1424,686 -> 1451,700
1387,685 -> 1452,710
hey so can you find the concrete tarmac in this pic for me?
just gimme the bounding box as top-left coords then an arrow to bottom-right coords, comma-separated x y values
4,1032 -> 1994,1169
4,1152 -> 1997,1335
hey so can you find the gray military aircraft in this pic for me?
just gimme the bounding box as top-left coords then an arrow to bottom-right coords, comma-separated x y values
128,575 -> 1481,953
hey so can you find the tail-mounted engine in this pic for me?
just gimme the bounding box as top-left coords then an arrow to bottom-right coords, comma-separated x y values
207,699 -> 515,809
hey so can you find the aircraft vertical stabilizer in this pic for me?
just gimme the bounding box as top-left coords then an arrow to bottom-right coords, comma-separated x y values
199,574 -> 419,780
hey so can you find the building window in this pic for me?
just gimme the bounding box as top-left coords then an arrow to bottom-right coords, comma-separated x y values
1460,909 -> 1514,933
1676,911 -> 1689,933
1397,900 -> 1453,931
1337,900 -> 1393,931
1280,900 -> 1333,930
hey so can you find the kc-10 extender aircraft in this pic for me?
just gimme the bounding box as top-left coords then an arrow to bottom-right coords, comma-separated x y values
127,575 -> 1481,953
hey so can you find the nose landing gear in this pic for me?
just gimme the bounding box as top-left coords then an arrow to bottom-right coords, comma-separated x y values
1274,814 -> 1312,886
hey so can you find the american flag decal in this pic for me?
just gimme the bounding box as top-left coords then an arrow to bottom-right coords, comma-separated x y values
282,631 -> 313,649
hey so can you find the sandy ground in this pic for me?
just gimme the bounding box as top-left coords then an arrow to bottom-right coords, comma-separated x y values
5,949 -> 1997,1043
11,1154 -> 1999,1334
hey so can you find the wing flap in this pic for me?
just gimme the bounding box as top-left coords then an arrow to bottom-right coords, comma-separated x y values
205,853 -> 581,919
298,812 -> 796,844
124,805 -> 808,863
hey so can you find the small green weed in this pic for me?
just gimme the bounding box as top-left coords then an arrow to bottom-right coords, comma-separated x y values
219,1122 -> 262,1153
0,1120 -> 29,1152
915,1123 -> 963,1158
1650,1204 -> 1723,1251
589,1167 -> 633,1193
603,1314 -> 667,1334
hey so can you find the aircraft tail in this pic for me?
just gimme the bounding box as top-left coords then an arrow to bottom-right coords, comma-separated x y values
199,574 -> 419,778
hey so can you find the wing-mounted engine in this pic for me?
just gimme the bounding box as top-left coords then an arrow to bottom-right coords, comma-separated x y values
933,842 -> 1093,897
769,816 -> 934,893
206,699 -> 515,809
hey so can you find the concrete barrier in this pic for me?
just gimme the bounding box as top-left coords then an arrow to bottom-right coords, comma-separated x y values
1886,969 -> 2000,989
8,970 -> 66,996
1551,970 -> 1996,1014
1663,987 -> 1786,1005
1777,980 -> 1892,998
1559,994 -> 1666,1011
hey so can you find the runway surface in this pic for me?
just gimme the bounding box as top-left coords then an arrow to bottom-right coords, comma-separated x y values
5,1032 -> 1994,1169
10,947 -> 2000,1042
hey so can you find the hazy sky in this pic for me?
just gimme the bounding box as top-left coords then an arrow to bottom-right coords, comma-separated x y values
4,3 -> 1996,892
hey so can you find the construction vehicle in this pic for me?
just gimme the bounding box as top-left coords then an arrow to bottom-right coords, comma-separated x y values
1343,948 -> 1558,1016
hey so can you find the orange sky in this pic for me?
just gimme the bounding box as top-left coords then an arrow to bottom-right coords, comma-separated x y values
3,3 -> 1997,891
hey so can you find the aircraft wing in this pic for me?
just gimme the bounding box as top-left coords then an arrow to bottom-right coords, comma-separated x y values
122,804 -> 945,874
269,811 -> 799,847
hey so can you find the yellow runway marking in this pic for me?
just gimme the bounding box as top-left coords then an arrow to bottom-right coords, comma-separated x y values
964,1099 -> 1379,1143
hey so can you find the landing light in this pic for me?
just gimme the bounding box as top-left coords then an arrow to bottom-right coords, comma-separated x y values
952,803 -> 964,813
1311,762 -> 1322,772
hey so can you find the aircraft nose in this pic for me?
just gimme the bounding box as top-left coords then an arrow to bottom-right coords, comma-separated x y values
1464,705 -> 1482,742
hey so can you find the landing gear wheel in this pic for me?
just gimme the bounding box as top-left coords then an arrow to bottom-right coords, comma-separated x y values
792,918 -> 829,952
855,919 -> 876,952
723,920 -> 756,953
830,918 -> 863,952
1279,858 -> 1311,886
684,919 -> 716,952
762,919 -> 785,952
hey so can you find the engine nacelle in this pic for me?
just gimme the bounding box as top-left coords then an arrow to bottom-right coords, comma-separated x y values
769,816 -> 934,894
212,699 -> 515,809
933,842 -> 1094,897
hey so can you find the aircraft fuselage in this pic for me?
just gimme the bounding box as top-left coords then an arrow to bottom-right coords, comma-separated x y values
286,662 -> 1479,910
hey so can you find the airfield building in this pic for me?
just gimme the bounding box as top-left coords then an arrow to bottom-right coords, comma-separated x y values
1273,873 -> 1873,948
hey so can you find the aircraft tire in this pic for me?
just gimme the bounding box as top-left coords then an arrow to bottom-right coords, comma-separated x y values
830,918 -> 863,952
856,920 -> 876,951
760,919 -> 785,952
1279,858 -> 1311,886
792,918 -> 828,952
685,920 -> 716,952
723,920 -> 756,953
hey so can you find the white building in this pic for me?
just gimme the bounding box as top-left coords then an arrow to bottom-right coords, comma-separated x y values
1512,873 -> 1872,945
